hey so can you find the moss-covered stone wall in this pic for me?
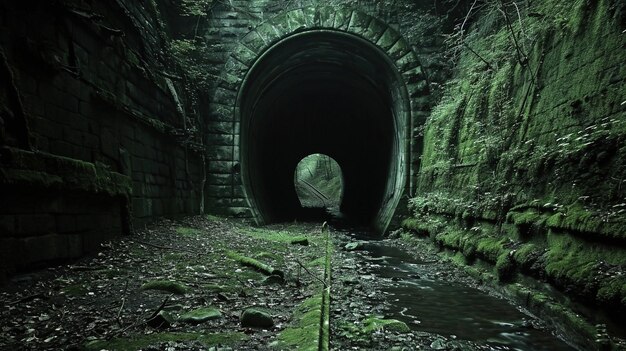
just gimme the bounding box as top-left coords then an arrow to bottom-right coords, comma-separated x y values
179,0 -> 463,219
0,0 -> 205,278
406,0 -> 626,315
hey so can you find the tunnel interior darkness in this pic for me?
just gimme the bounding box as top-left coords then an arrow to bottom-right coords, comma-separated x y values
238,30 -> 409,233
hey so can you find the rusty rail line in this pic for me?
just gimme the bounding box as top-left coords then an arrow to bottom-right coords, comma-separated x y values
299,179 -> 330,205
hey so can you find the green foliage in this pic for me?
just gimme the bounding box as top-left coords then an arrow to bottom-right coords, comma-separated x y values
179,0 -> 215,17
495,252 -> 516,282
596,276 -> 626,306
169,39 -> 214,90
507,209 -> 543,226
512,243 -> 540,270
401,218 -> 435,236
507,203 -> 626,241
414,0 -> 626,220
170,39 -> 196,55
294,154 -> 343,208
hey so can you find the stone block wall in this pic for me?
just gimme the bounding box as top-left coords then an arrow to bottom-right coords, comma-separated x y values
189,0 -> 458,218
0,0 -> 205,279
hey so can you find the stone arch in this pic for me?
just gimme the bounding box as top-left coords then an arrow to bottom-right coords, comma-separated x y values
207,6 -> 429,233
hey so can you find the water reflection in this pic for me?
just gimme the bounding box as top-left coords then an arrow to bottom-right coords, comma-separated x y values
358,243 -> 574,351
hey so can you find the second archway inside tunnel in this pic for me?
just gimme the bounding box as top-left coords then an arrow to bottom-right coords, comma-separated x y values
294,154 -> 344,215
238,30 -> 410,233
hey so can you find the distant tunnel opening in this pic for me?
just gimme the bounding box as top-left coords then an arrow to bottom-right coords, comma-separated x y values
239,30 -> 410,233
294,153 -> 344,212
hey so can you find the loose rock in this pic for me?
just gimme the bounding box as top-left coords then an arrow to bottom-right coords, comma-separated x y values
240,308 -> 274,328
178,307 -> 222,324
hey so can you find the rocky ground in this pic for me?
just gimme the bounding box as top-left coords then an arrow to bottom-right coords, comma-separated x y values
0,216 -> 328,350
0,216 -> 610,350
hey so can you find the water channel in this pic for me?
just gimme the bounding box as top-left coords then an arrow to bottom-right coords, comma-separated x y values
344,237 -> 575,350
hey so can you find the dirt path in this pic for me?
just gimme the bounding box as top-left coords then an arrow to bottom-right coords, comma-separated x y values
0,216 -> 328,350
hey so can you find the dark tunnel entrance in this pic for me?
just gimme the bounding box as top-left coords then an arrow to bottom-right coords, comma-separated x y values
238,30 -> 410,233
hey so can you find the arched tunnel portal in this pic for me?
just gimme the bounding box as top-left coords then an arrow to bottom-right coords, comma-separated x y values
208,8 -> 429,234
240,30 -> 409,232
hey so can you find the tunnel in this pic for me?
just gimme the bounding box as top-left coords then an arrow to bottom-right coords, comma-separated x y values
238,30 -> 410,233
294,153 -> 345,211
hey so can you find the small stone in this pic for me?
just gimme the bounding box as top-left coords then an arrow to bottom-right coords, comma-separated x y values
178,307 -> 222,324
382,320 -> 410,333
363,317 -> 410,334
430,338 -> 447,350
344,242 -> 364,251
240,307 -> 274,328
262,274 -> 284,285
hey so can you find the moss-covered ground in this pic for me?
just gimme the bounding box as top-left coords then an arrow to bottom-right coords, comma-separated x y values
0,216 -> 329,350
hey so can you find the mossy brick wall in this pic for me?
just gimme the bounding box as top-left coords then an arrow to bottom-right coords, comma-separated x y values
406,0 -> 626,314
189,0 -> 457,217
0,0 -> 204,278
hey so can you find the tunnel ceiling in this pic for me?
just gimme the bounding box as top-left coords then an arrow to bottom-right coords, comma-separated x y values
239,30 -> 409,231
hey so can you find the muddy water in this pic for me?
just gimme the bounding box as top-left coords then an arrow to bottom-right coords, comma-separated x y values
359,242 -> 575,351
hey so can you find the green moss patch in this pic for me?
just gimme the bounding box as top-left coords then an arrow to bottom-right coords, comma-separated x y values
178,307 -> 222,324
240,227 -> 310,245
274,294 -> 323,350
362,315 -> 410,334
409,214 -> 626,311
240,307 -> 274,328
507,205 -> 626,242
175,227 -> 203,237
337,315 -> 410,345
227,251 -> 284,277
206,214 -> 223,222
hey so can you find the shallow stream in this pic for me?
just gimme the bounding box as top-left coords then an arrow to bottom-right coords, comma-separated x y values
356,241 -> 575,351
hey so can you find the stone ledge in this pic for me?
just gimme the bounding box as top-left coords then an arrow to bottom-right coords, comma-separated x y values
0,147 -> 132,198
